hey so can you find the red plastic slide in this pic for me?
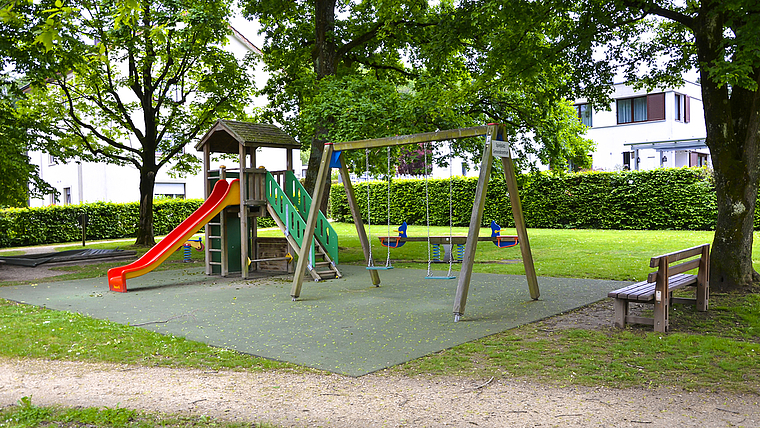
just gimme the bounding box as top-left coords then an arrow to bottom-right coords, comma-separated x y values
107,179 -> 240,292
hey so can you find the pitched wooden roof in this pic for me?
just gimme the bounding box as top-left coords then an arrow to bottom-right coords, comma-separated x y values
195,120 -> 300,153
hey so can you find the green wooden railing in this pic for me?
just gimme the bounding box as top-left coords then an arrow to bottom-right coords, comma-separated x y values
283,171 -> 339,264
265,172 -> 339,265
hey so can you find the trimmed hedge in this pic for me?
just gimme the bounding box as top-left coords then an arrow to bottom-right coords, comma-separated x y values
0,199 -> 277,248
329,168 -> 721,231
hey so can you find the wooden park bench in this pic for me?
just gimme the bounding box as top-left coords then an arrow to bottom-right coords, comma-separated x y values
608,244 -> 710,332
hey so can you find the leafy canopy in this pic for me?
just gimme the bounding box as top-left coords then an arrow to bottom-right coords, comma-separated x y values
242,0 -> 594,175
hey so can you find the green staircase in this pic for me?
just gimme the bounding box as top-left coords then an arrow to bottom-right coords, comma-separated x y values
265,171 -> 340,281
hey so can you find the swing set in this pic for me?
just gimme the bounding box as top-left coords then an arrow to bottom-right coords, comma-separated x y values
371,139 -> 520,281
291,124 -> 540,321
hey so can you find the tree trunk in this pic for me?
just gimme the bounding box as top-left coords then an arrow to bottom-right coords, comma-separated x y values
708,126 -> 760,292
304,0 -> 337,212
696,9 -> 760,292
135,167 -> 157,246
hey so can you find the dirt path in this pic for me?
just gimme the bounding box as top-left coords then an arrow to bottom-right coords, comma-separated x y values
1,358 -> 757,427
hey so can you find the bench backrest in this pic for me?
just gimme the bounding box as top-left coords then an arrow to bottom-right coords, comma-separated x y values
647,244 -> 710,283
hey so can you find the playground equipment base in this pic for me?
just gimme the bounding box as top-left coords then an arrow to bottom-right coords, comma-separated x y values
0,266 -> 626,376
0,249 -> 137,267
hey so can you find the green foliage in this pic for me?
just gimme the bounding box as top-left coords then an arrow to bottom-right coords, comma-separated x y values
0,93 -> 60,208
0,108 -> 50,208
5,396 -> 53,427
0,198 -> 276,248
330,167 -> 721,231
8,0 -> 256,244
0,199 -> 201,248
243,0 -> 594,185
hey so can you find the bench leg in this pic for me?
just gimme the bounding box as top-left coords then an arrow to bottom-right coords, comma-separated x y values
613,298 -> 628,329
654,297 -> 669,333
697,282 -> 709,312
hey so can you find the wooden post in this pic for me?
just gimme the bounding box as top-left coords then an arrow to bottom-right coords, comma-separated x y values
240,145 -> 249,279
653,256 -> 670,332
339,160 -> 381,286
498,129 -> 539,300
203,144 -> 212,275
452,125 -> 497,320
697,244 -> 709,311
219,166 -> 229,277
291,143 -> 334,298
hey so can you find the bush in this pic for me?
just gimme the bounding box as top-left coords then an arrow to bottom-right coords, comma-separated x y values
0,199 -> 201,248
329,167 -> 721,231
0,197 -> 279,248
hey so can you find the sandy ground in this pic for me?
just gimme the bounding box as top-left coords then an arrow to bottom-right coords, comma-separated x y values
1,358 -> 758,428
1,252 -> 758,427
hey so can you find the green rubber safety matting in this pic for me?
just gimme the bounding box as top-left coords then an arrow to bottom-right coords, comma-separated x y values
0,266 -> 626,376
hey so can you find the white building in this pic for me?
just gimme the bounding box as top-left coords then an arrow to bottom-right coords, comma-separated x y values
575,80 -> 708,171
28,26 -> 302,207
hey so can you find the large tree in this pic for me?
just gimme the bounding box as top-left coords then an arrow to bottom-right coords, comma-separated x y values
12,0 -> 255,245
592,0 -> 760,292
241,0 -> 593,200
447,0 -> 760,292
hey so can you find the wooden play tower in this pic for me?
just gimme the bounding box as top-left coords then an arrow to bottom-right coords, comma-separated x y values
195,119 -> 341,281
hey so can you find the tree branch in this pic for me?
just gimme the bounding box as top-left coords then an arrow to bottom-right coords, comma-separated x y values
57,78 -> 142,163
625,0 -> 695,29
344,54 -> 417,78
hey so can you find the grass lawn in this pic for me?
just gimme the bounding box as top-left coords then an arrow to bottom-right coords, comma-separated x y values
0,225 -> 758,425
0,396 -> 274,428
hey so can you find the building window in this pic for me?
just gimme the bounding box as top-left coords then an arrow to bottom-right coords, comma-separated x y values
617,93 -> 665,124
675,93 -> 691,123
154,182 -> 186,199
63,187 -> 72,205
575,104 -> 592,127
689,151 -> 708,167
622,152 -> 632,170
48,154 -> 58,165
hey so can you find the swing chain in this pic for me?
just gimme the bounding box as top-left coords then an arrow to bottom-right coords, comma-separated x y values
424,142 -> 433,277
366,148 -> 375,268
445,139 -> 454,278
385,146 -> 393,268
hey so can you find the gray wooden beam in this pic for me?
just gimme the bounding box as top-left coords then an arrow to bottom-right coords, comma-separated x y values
333,126 -> 490,151
452,125 -> 498,320
498,130 -> 539,300
291,143 -> 334,298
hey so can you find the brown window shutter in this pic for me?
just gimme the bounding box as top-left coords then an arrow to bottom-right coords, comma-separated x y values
647,93 -> 665,120
685,95 -> 690,123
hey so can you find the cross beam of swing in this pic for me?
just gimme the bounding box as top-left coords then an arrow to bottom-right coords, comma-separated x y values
290,124 -> 540,321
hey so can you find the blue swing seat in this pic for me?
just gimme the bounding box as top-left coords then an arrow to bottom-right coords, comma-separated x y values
367,265 -> 394,270
379,221 -> 408,248
425,274 -> 456,280
490,220 -> 519,248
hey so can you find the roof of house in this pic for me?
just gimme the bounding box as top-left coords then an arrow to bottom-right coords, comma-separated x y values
195,120 -> 300,153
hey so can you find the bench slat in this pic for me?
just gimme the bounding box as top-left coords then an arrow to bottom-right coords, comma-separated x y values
608,281 -> 651,299
648,258 -> 701,282
610,273 -> 697,302
649,244 -> 708,268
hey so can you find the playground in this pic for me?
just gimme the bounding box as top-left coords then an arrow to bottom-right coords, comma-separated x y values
1,122 -> 626,375
0,265 -> 621,376
1,122 -> 757,426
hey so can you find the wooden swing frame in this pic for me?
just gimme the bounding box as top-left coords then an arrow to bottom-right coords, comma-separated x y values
291,124 -> 540,320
